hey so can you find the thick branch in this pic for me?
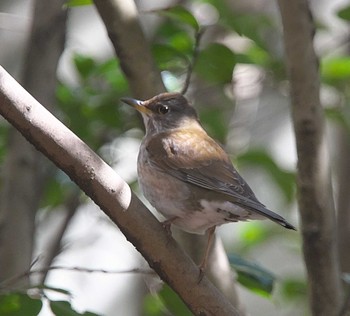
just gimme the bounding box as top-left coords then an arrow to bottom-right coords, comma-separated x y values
277,1 -> 341,315
0,66 -> 239,316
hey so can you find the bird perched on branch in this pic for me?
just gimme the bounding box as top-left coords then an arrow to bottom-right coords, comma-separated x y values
121,92 -> 295,272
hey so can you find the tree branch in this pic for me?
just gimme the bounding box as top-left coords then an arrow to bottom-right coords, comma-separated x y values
93,0 -> 165,99
277,1 -> 341,315
0,66 -> 239,316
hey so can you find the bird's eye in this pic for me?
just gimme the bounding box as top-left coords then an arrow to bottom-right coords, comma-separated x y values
157,104 -> 169,115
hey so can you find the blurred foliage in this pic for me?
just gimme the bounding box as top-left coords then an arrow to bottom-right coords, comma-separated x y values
195,43 -> 237,83
236,149 -> 296,203
154,5 -> 200,31
279,278 -> 307,302
143,285 -> 192,316
56,54 -> 133,149
0,288 -> 101,316
65,0 -> 92,7
337,5 -> 350,21
0,293 -> 42,316
228,253 -> 276,297
50,300 -> 99,316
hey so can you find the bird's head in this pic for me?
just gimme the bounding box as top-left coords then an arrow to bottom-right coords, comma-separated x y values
121,93 -> 200,135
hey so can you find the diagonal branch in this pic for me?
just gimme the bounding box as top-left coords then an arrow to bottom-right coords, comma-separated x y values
0,66 -> 239,316
277,1 -> 341,315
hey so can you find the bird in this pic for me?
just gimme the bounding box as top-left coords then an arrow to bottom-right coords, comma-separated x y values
121,92 -> 295,273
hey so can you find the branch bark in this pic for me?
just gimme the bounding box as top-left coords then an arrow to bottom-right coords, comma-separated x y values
0,66 -> 239,316
337,128 -> 350,274
277,1 -> 342,315
93,0 -> 165,99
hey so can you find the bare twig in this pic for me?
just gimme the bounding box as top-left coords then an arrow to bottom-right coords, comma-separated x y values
0,266 -> 154,289
181,28 -> 205,95
0,66 -> 239,316
37,191 -> 81,284
277,1 -> 341,315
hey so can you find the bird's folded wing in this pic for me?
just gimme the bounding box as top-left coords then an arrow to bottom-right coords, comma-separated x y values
145,131 -> 295,228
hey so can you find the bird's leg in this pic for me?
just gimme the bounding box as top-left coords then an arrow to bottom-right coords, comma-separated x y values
198,226 -> 216,282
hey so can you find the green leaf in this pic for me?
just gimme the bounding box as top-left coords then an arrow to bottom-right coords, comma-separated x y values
143,294 -> 164,316
280,278 -> 307,301
199,106 -> 229,143
337,5 -> 350,21
321,57 -> 350,83
65,0 -> 92,7
0,293 -> 42,316
236,149 -> 296,203
205,0 -> 272,49
239,222 -> 270,248
228,253 -> 276,297
74,54 -> 97,80
195,43 -> 236,84
156,5 -> 199,31
50,300 -> 100,316
158,285 -> 192,316
152,44 -> 188,71
324,107 -> 350,133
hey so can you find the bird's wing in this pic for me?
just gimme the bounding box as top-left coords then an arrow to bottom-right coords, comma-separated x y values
146,130 -> 295,229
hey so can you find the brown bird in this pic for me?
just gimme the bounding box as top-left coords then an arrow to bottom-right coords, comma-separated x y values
121,92 -> 295,272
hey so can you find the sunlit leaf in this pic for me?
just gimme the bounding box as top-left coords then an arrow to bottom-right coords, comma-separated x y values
239,222 -> 270,248
195,43 -> 236,84
321,57 -> 350,82
228,253 -> 275,297
65,0 -> 92,7
0,293 -> 42,316
155,5 -> 199,31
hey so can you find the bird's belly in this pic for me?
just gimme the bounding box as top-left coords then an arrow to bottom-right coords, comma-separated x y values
138,163 -> 192,219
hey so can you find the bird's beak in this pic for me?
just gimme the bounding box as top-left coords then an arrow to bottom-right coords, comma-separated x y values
121,97 -> 152,115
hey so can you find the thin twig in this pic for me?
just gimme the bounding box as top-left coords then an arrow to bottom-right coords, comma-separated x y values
181,28 -> 205,95
0,266 -> 155,289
